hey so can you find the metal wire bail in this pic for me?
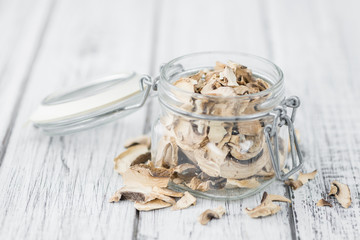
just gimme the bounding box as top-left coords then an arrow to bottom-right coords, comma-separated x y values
264,96 -> 304,180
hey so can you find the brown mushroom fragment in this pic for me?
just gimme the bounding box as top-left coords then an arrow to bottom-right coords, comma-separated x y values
109,186 -> 154,203
134,199 -> 171,211
226,177 -> 261,189
245,192 -> 291,218
172,191 -> 197,210
316,199 -> 333,208
185,177 -> 211,192
284,170 -> 317,190
122,164 -> 172,188
198,206 -> 226,225
328,181 -> 352,208
114,145 -> 149,174
124,135 -> 151,149
152,186 -> 184,198
154,137 -> 178,168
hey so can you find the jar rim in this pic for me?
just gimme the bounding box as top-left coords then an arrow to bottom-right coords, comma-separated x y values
159,51 -> 284,100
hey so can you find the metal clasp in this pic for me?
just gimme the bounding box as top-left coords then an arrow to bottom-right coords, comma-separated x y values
264,96 -> 304,180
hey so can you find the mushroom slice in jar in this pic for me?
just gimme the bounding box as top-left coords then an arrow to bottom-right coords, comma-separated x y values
134,199 -> 172,211
208,121 -> 228,144
173,163 -> 200,182
220,66 -> 239,86
154,137 -> 178,168
236,121 -> 263,136
245,192 -> 291,218
186,177 -> 211,192
173,119 -> 207,151
171,191 -> 197,210
194,143 -> 229,177
152,186 -> 184,198
206,87 -> 237,97
124,135 -> 151,149
328,181 -> 352,208
198,206 -> 226,225
122,164 -> 172,188
226,177 -> 261,189
114,144 -> 149,174
219,145 -> 270,179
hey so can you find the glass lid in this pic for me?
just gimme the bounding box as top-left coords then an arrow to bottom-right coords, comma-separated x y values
30,72 -> 154,135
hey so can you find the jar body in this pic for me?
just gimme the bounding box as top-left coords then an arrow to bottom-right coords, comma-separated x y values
151,52 -> 288,200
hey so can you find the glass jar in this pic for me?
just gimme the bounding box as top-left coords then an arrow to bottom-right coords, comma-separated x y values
31,51 -> 303,200
152,52 -> 302,200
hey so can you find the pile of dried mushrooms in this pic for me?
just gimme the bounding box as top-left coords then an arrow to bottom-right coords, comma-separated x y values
153,61 -> 286,193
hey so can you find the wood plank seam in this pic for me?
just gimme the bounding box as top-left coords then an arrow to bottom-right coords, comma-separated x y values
0,0 -> 58,168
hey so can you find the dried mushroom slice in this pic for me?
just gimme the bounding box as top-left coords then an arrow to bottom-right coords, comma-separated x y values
173,119 -> 207,151
284,170 -> 317,190
220,66 -> 238,86
328,181 -> 351,208
122,164 -> 172,188
134,199 -> 171,211
194,143 -> 229,177
226,177 -> 260,189
245,192 -> 291,218
152,186 -> 184,198
316,199 -> 332,208
185,177 -> 211,192
114,145 -> 149,174
219,145 -> 270,179
206,87 -> 237,97
171,191 -> 197,210
198,206 -> 226,225
109,186 -> 154,203
208,121 -> 228,144
124,135 -> 151,149
154,137 -> 178,168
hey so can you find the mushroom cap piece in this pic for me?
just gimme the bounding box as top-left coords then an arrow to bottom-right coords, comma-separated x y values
114,144 -> 149,174
198,206 -> 226,225
329,181 -> 352,208
122,164 -> 172,188
316,199 -> 333,208
171,191 -> 197,210
245,192 -> 291,218
134,199 -> 171,211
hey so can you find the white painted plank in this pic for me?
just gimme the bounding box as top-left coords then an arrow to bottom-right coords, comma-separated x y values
0,0 -> 156,239
0,0 -> 54,159
267,0 -> 360,239
136,1 -> 293,239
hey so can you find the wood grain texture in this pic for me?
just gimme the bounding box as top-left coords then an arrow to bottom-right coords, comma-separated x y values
267,0 -> 360,239
0,0 -> 360,239
0,0 -> 54,164
0,0 -> 156,239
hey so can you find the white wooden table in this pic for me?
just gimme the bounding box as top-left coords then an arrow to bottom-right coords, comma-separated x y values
1,0 -> 359,239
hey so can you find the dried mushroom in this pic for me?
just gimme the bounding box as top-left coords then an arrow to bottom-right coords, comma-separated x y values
109,186 -> 154,203
284,170 -> 317,190
245,192 -> 291,218
316,199 -> 332,208
114,145 -> 149,174
328,181 -> 351,208
134,199 -> 171,211
226,177 -> 260,189
124,135 -> 151,149
152,186 -> 184,198
172,191 -> 197,210
198,206 -> 226,225
122,164 -> 172,188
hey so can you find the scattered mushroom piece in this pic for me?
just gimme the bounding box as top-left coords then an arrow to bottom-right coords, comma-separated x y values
284,170 -> 317,190
114,145 -> 149,174
122,164 -> 172,188
109,186 -> 154,203
245,192 -> 291,218
316,199 -> 333,208
198,206 -> 226,225
124,135 -> 151,149
152,186 -> 184,198
134,199 -> 172,211
172,191 -> 197,210
328,181 -> 352,208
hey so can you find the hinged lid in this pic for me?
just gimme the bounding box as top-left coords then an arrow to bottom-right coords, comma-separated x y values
30,72 -> 155,135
